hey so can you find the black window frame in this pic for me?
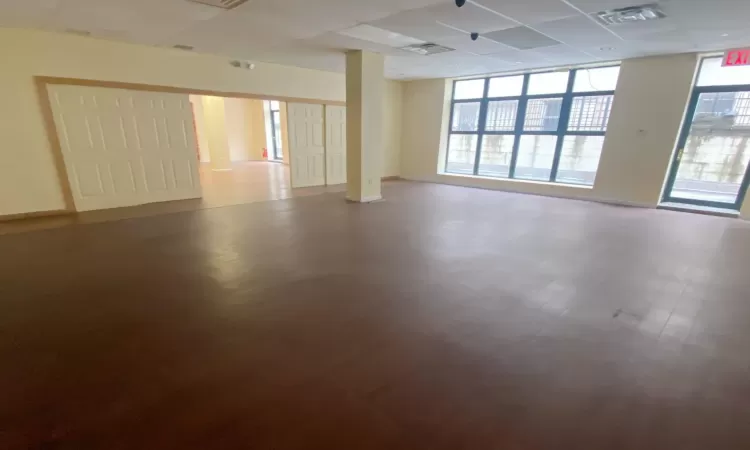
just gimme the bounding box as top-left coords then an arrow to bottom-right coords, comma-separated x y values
444,65 -> 619,185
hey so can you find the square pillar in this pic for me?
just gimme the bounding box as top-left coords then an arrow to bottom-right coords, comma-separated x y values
346,51 -> 384,202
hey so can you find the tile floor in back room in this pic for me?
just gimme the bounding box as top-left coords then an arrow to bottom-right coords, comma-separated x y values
1,181 -> 750,449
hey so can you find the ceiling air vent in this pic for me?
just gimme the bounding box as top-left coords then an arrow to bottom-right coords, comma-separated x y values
185,0 -> 249,10
173,44 -> 194,51
594,3 -> 666,26
400,43 -> 454,56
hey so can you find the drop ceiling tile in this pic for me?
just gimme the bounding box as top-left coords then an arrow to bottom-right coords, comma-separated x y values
564,0 -> 645,14
305,32 -> 414,55
483,26 -> 563,50
420,2 -> 519,33
433,36 -> 514,55
532,15 -> 623,46
473,0 -> 580,23
368,9 -> 467,42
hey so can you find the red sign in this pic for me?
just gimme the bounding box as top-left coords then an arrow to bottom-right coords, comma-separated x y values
723,49 -> 750,67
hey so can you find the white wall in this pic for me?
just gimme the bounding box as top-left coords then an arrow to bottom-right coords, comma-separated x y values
400,54 -> 700,207
0,28 -> 345,215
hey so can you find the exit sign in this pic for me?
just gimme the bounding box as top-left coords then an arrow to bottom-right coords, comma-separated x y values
723,48 -> 750,66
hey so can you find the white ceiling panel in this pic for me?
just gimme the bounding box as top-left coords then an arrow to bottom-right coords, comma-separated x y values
532,15 -> 623,47
434,36 -> 514,55
563,0 -> 646,14
368,9 -> 467,42
473,0 -> 580,24
305,32 -> 415,56
420,2 -> 518,33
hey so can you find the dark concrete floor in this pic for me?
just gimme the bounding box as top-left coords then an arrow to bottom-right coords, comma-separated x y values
2,181 -> 750,449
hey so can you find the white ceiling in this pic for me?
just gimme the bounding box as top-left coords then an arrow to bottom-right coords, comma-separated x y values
2,0 -> 749,79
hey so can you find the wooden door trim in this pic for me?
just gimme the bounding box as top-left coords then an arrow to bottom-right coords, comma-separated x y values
35,76 -> 345,215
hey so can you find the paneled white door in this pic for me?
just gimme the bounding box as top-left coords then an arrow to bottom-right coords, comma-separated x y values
287,103 -> 325,188
48,85 -> 201,211
325,105 -> 346,185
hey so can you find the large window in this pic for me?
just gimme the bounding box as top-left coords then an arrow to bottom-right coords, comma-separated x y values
445,65 -> 620,186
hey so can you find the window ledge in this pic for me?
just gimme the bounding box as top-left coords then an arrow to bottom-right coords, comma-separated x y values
438,171 -> 594,190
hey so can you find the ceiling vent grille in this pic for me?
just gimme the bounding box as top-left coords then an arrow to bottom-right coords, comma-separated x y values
400,43 -> 454,56
173,44 -> 195,51
594,3 -> 666,26
185,0 -> 249,10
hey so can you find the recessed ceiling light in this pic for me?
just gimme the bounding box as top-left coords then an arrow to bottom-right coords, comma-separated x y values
721,33 -> 730,37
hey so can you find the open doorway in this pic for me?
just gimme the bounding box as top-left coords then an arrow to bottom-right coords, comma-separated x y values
189,94 -> 293,208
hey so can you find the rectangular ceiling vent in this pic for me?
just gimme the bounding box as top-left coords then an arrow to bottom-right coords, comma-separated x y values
185,0 -> 249,10
173,44 -> 195,51
594,3 -> 666,26
400,43 -> 454,56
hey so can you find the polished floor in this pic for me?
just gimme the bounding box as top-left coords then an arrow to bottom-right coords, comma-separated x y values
0,161 -> 344,235
2,181 -> 750,449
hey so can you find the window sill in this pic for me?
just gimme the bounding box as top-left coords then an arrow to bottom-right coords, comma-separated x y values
438,171 -> 594,190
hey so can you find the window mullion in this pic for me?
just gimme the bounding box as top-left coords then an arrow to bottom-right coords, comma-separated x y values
509,74 -> 530,178
550,69 -> 577,182
472,79 -> 491,175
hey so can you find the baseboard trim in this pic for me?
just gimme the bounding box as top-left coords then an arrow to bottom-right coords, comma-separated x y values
0,209 -> 72,223
381,176 -> 401,181
401,176 -> 656,210
346,195 -> 383,203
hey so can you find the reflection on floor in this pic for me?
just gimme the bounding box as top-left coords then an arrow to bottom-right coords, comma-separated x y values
3,181 -> 750,448
0,161 -> 345,235
201,161 -> 295,208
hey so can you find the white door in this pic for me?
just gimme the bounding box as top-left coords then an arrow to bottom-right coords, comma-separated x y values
287,103 -> 325,188
48,85 -> 201,211
325,105 -> 346,185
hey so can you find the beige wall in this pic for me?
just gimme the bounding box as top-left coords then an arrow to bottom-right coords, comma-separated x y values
224,98 -> 251,162
245,99 -> 267,161
400,54 -> 701,208
201,96 -> 232,171
0,28 -> 344,215
383,80 -> 403,177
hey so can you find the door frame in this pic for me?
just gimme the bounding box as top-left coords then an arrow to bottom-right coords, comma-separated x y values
662,67 -> 750,210
33,76 -> 345,214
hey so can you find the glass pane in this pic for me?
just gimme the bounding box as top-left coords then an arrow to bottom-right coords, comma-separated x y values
567,95 -> 614,132
697,57 -> 750,87
488,75 -> 524,97
671,91 -> 750,204
478,135 -> 515,178
557,136 -> 604,185
528,71 -> 569,95
573,66 -> 620,92
451,102 -> 481,131
485,100 -> 518,131
270,100 -> 280,110
514,135 -> 557,181
454,79 -> 485,100
524,97 -> 562,131
446,134 -> 478,174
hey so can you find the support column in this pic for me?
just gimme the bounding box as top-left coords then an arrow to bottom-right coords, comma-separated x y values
346,51 -> 384,202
